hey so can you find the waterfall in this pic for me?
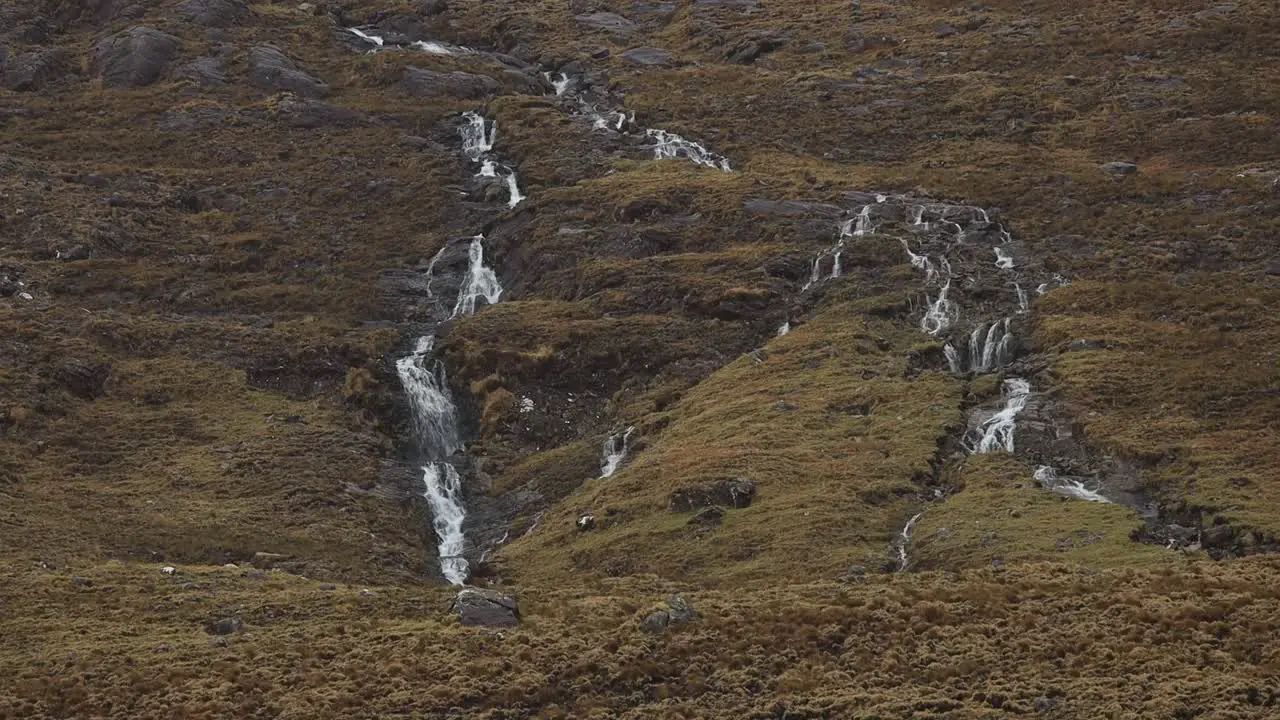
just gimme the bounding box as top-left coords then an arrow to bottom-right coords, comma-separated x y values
421,463 -> 469,584
504,170 -> 524,208
545,72 -> 571,95
460,111 -> 495,160
410,40 -> 454,55
952,318 -> 1012,374
1015,283 -> 1029,313
395,336 -> 462,459
1034,466 -> 1110,503
967,378 -> 1031,454
993,247 -> 1014,269
451,235 -> 504,318
347,27 -> 384,48
896,512 -> 923,570
777,321 -> 791,337
646,129 -> 732,172
599,426 -> 635,478
920,278 -> 957,336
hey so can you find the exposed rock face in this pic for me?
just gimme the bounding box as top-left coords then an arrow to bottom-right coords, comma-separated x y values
205,616 -> 243,635
621,47 -> 675,66
397,67 -> 499,99
1,49 -> 71,91
670,478 -> 756,512
248,45 -> 328,97
640,595 -> 697,633
575,12 -> 635,32
175,56 -> 226,86
51,359 -> 110,400
91,27 -> 180,88
175,0 -> 249,28
453,587 -> 519,627
1101,161 -> 1139,175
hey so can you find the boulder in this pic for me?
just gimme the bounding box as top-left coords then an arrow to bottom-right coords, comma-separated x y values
91,27 -> 181,88
248,45 -> 329,98
621,46 -> 674,66
743,198 -> 844,218
670,478 -> 756,512
1101,161 -> 1138,175
397,67 -> 498,99
575,12 -> 635,32
51,358 -> 110,400
175,0 -> 249,28
205,616 -> 243,635
640,595 -> 697,634
1,49 -> 71,91
452,587 -> 519,627
419,0 -> 449,15
175,56 -> 226,86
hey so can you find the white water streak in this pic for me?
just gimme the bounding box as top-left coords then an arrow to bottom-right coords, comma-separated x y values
460,111 -> 495,161
599,426 -> 635,478
994,247 -> 1015,269
396,336 -> 462,459
646,129 -> 732,171
422,463 -> 469,584
969,378 -> 1031,454
1034,466 -> 1110,503
451,236 -> 503,318
920,278 -> 957,335
897,512 -> 923,570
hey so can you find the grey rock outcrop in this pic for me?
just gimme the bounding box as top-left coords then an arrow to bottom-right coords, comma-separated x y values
453,587 -> 520,627
397,67 -> 498,99
248,45 -> 329,98
91,27 -> 180,88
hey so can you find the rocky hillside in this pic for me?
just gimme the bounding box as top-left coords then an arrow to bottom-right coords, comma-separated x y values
2,0 -> 1278,717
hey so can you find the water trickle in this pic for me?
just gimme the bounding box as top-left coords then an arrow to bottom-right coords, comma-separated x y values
460,111 -> 495,161
451,235 -> 503,318
896,512 -> 923,570
993,247 -> 1015,269
545,72 -> 571,95
411,40 -> 453,55
396,336 -> 462,460
968,378 -> 1031,454
421,463 -> 469,584
600,426 -> 636,478
503,170 -> 524,208
777,321 -> 791,337
1034,466 -> 1110,503
944,343 -> 962,374
347,27 -> 384,48
899,238 -> 937,283
479,160 -> 498,178
646,129 -> 732,171
1015,283 -> 1029,313
920,278 -> 958,336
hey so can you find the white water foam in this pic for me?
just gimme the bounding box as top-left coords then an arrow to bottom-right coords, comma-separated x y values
421,463 -> 469,584
460,111 -> 495,161
1034,466 -> 1110,503
545,72 -> 571,95
896,512 -> 923,570
968,378 -> 1031,454
777,321 -> 791,337
920,277 -> 958,336
599,426 -> 635,478
452,235 -> 503,318
396,336 -> 463,459
411,40 -> 454,55
503,170 -> 524,208
646,129 -> 732,172
993,247 -> 1015,269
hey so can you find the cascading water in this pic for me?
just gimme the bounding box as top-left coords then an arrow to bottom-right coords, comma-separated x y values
544,72 -> 571,95
452,235 -> 504,318
396,336 -> 463,459
1034,466 -> 1111,504
460,111 -> 495,160
896,512 -> 923,570
646,129 -> 732,171
599,426 -> 635,478
920,277 -> 958,336
946,318 -> 1013,374
967,378 -> 1031,454
993,247 -> 1015,269
422,463 -> 469,584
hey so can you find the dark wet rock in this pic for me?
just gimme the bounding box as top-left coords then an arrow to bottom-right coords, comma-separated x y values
452,587 -> 520,627
695,0 -> 760,11
633,2 -> 679,23
419,0 -> 449,16
205,616 -> 243,635
397,67 -> 499,98
688,506 -> 725,525
575,12 -> 635,32
175,0 -> 249,28
1,49 -> 71,92
51,359 -> 110,400
176,57 -> 226,86
498,69 -> 547,95
72,576 -> 93,587
248,45 -> 329,98
773,400 -> 797,412
935,24 -> 959,38
91,27 -> 181,89
1101,161 -> 1138,175
1265,263 -> 1280,276
1195,4 -> 1237,19
727,36 -> 785,65
670,478 -> 756,512
621,47 -> 675,66
743,198 -> 844,218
